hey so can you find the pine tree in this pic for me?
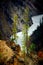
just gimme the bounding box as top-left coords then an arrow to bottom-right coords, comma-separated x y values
22,6 -> 30,55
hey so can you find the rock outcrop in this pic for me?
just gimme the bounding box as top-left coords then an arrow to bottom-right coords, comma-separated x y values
0,40 -> 14,63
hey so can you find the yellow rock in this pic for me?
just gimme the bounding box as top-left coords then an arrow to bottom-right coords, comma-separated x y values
0,40 -> 14,63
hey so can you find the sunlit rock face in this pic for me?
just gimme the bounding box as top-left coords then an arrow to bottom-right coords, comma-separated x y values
0,40 -> 14,63
0,40 -> 25,65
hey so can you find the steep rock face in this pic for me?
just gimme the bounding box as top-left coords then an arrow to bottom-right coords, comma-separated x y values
0,0 -> 37,41
30,22 -> 43,52
0,8 -> 13,41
